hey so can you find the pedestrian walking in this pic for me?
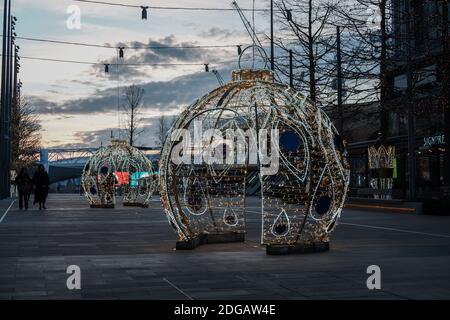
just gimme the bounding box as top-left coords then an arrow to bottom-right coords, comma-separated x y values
33,164 -> 50,210
15,167 -> 33,210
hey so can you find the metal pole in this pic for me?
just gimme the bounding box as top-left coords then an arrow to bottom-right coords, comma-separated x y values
0,0 -> 11,199
5,7 -> 13,197
407,87 -> 416,200
12,45 -> 17,169
13,45 -> 17,110
289,49 -> 293,87
379,0 -> 388,141
406,2 -> 417,201
270,0 -> 274,71
442,0 -> 450,189
336,26 -> 344,134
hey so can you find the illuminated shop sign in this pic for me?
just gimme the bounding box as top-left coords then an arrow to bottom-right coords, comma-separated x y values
130,172 -> 150,187
423,134 -> 445,148
114,172 -> 130,186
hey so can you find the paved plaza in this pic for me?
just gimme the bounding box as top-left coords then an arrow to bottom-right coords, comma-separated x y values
1,194 -> 450,300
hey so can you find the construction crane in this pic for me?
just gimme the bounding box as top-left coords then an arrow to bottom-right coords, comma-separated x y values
230,1 -> 281,81
212,69 -> 225,86
230,1 -> 264,50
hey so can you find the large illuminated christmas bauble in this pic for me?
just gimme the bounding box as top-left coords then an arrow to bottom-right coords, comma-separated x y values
82,139 -> 154,208
159,70 -> 350,246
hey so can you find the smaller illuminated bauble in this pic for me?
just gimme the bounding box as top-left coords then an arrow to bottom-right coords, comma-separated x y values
82,139 -> 154,208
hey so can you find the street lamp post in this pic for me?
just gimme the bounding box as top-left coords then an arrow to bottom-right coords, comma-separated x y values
0,0 -> 12,200
0,0 -> 16,200
270,0 -> 274,71
6,16 -> 16,192
13,45 -> 19,110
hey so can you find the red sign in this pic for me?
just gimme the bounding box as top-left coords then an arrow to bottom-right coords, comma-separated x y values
114,172 -> 130,185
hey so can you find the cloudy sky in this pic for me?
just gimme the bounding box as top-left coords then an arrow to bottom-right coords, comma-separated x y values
6,0 -> 274,148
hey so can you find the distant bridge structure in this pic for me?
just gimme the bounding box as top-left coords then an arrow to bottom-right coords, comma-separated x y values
37,146 -> 161,184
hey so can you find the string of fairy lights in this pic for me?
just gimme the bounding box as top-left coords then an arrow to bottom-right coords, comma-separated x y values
11,0 -> 386,80
16,35 -> 249,50
11,0 -> 353,75
15,55 -> 226,71
11,0 -> 319,145
12,0 -> 308,70
12,35 -> 248,73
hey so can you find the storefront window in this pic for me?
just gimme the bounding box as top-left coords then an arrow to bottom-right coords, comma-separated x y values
349,155 -> 367,188
416,146 -> 444,199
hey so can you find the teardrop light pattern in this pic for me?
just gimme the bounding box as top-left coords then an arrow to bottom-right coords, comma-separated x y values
259,114 -> 310,244
309,164 -> 335,221
271,209 -> 290,237
276,123 -> 309,183
183,177 -> 207,216
326,208 -> 342,233
315,195 -> 332,215
223,204 -> 239,227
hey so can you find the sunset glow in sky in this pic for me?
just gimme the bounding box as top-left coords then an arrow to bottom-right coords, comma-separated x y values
6,0 -> 271,147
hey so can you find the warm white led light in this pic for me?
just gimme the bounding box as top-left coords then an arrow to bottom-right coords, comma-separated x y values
82,139 -> 154,208
160,70 -> 350,245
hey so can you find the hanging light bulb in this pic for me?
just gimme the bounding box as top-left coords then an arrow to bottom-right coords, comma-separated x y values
204,64 -> 209,72
141,6 -> 149,20
104,64 -> 110,73
118,47 -> 125,58
286,9 -> 292,22
237,45 -> 242,56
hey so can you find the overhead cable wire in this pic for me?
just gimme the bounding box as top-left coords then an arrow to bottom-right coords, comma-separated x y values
10,55 -> 224,67
14,35 -> 249,50
72,0 -> 300,12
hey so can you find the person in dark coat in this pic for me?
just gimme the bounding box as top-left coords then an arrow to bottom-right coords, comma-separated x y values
32,164 -> 50,210
16,167 -> 33,210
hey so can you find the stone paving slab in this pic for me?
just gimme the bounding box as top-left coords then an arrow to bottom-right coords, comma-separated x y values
0,194 -> 450,299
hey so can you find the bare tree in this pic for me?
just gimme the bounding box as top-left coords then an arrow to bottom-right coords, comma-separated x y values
122,84 -> 145,146
10,97 -> 41,172
156,115 -> 174,147
272,0 -> 339,103
338,0 -> 448,136
268,0 -> 383,139
331,0 -> 394,138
